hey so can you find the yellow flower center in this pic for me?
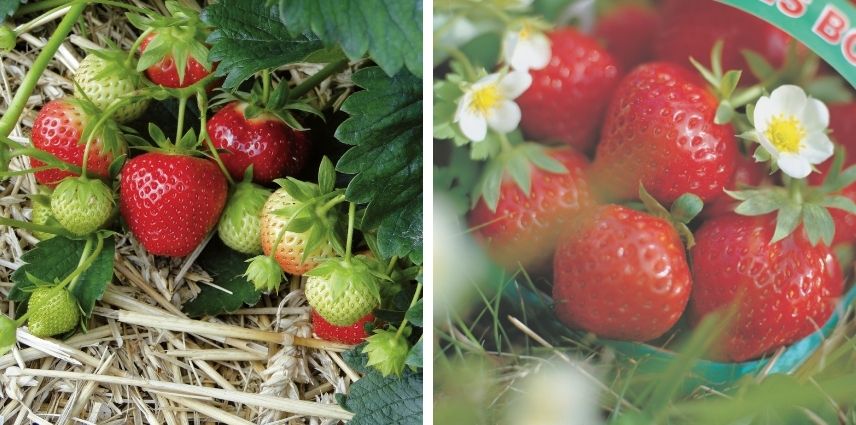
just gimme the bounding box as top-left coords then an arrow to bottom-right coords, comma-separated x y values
519,24 -> 531,39
470,84 -> 500,115
764,115 -> 805,154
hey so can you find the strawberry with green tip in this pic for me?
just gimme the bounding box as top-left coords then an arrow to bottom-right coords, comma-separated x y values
74,49 -> 149,123
30,98 -> 126,187
218,177 -> 271,254
27,286 -> 80,338
305,255 -> 384,326
312,310 -> 373,345
259,157 -> 343,275
51,178 -> 114,236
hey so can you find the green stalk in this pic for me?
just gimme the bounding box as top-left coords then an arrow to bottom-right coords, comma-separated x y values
15,311 -> 30,326
66,235 -> 103,292
261,69 -> 271,104
344,202 -> 356,261
288,58 -> 349,101
317,194 -> 346,215
175,95 -> 188,144
14,0 -> 70,16
0,1 -> 86,138
395,280 -> 423,339
0,217 -> 73,238
126,27 -> 153,66
197,94 -> 236,185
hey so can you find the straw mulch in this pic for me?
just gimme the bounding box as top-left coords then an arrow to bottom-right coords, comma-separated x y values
0,2 -> 360,424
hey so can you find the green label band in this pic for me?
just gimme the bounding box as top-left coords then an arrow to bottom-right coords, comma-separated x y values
717,0 -> 856,88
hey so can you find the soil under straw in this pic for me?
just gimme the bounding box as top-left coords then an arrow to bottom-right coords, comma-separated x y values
0,1 -> 359,423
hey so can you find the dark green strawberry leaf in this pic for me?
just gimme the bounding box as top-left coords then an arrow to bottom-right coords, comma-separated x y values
404,336 -> 422,368
405,299 -> 422,327
10,236 -> 114,318
338,367 -> 423,425
201,0 -> 325,89
0,1 -> 18,22
343,342 -> 371,374
183,239 -> 262,317
273,0 -> 422,78
336,67 -> 422,263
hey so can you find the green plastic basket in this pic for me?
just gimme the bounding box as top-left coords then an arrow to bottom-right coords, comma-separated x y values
502,282 -> 856,390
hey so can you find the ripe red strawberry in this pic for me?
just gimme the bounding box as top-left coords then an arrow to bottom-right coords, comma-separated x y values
469,147 -> 593,270
689,213 -> 843,362
30,99 -> 123,187
207,102 -> 311,183
704,155 -> 771,218
311,309 -> 372,345
517,28 -> 621,151
120,153 -> 227,257
807,102 -> 856,245
590,62 -> 737,204
553,205 -> 692,341
655,0 -> 794,85
140,33 -> 212,88
593,5 -> 661,71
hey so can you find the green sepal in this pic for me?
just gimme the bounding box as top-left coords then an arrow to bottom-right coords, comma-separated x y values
243,255 -> 284,293
729,188 -> 789,216
803,203 -> 835,246
742,49 -> 775,83
362,327 -> 411,377
0,315 -> 15,357
305,255 -> 388,303
639,184 -> 700,248
318,156 -> 336,194
771,201 -> 802,244
670,193 -> 704,224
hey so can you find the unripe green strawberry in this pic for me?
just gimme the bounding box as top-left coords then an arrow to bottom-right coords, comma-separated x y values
74,51 -> 149,123
0,314 -> 15,356
218,181 -> 271,254
31,195 -> 56,240
51,178 -> 114,236
363,327 -> 411,376
27,287 -> 80,338
304,255 -> 384,326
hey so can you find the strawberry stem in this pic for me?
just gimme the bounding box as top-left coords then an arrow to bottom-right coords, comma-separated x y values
0,1 -> 86,138
126,27 -> 154,67
345,202 -> 356,261
63,235 -> 104,293
261,69 -> 271,104
81,99 -> 125,176
384,256 -> 399,275
395,280 -> 422,339
14,0 -> 69,16
288,58 -> 349,101
0,217 -> 74,238
175,95 -> 188,145
441,47 -> 477,81
15,311 -> 30,326
197,93 -> 236,185
317,194 -> 346,215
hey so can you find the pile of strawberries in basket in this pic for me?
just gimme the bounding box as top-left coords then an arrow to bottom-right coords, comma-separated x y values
464,0 -> 856,362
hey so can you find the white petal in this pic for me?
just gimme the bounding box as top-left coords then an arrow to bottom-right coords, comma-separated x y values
800,132 -> 834,164
509,32 -> 551,71
458,109 -> 488,142
453,91 -> 474,123
799,98 -> 830,133
753,95 -> 773,132
486,100 -> 522,134
502,31 -> 521,69
472,73 -> 501,90
498,71 -> 532,99
756,133 -> 780,159
769,85 -> 808,116
778,153 -> 812,178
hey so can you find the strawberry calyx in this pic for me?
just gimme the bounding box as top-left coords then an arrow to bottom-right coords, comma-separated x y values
50,177 -> 115,237
637,184 -> 703,248
244,255 -> 284,292
305,255 -> 388,305
210,78 -> 322,131
128,1 -> 212,84
362,326 -> 412,377
81,46 -> 146,89
129,123 -> 206,158
473,140 -> 569,211
0,25 -> 15,52
727,147 -> 856,246
270,157 -> 347,261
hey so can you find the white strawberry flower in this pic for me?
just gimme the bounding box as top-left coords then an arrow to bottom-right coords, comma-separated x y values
503,23 -> 551,71
454,71 -> 532,142
752,85 -> 833,179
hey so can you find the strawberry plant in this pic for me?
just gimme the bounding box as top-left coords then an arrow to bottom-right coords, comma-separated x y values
436,0 -> 856,423
0,1 -> 421,423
